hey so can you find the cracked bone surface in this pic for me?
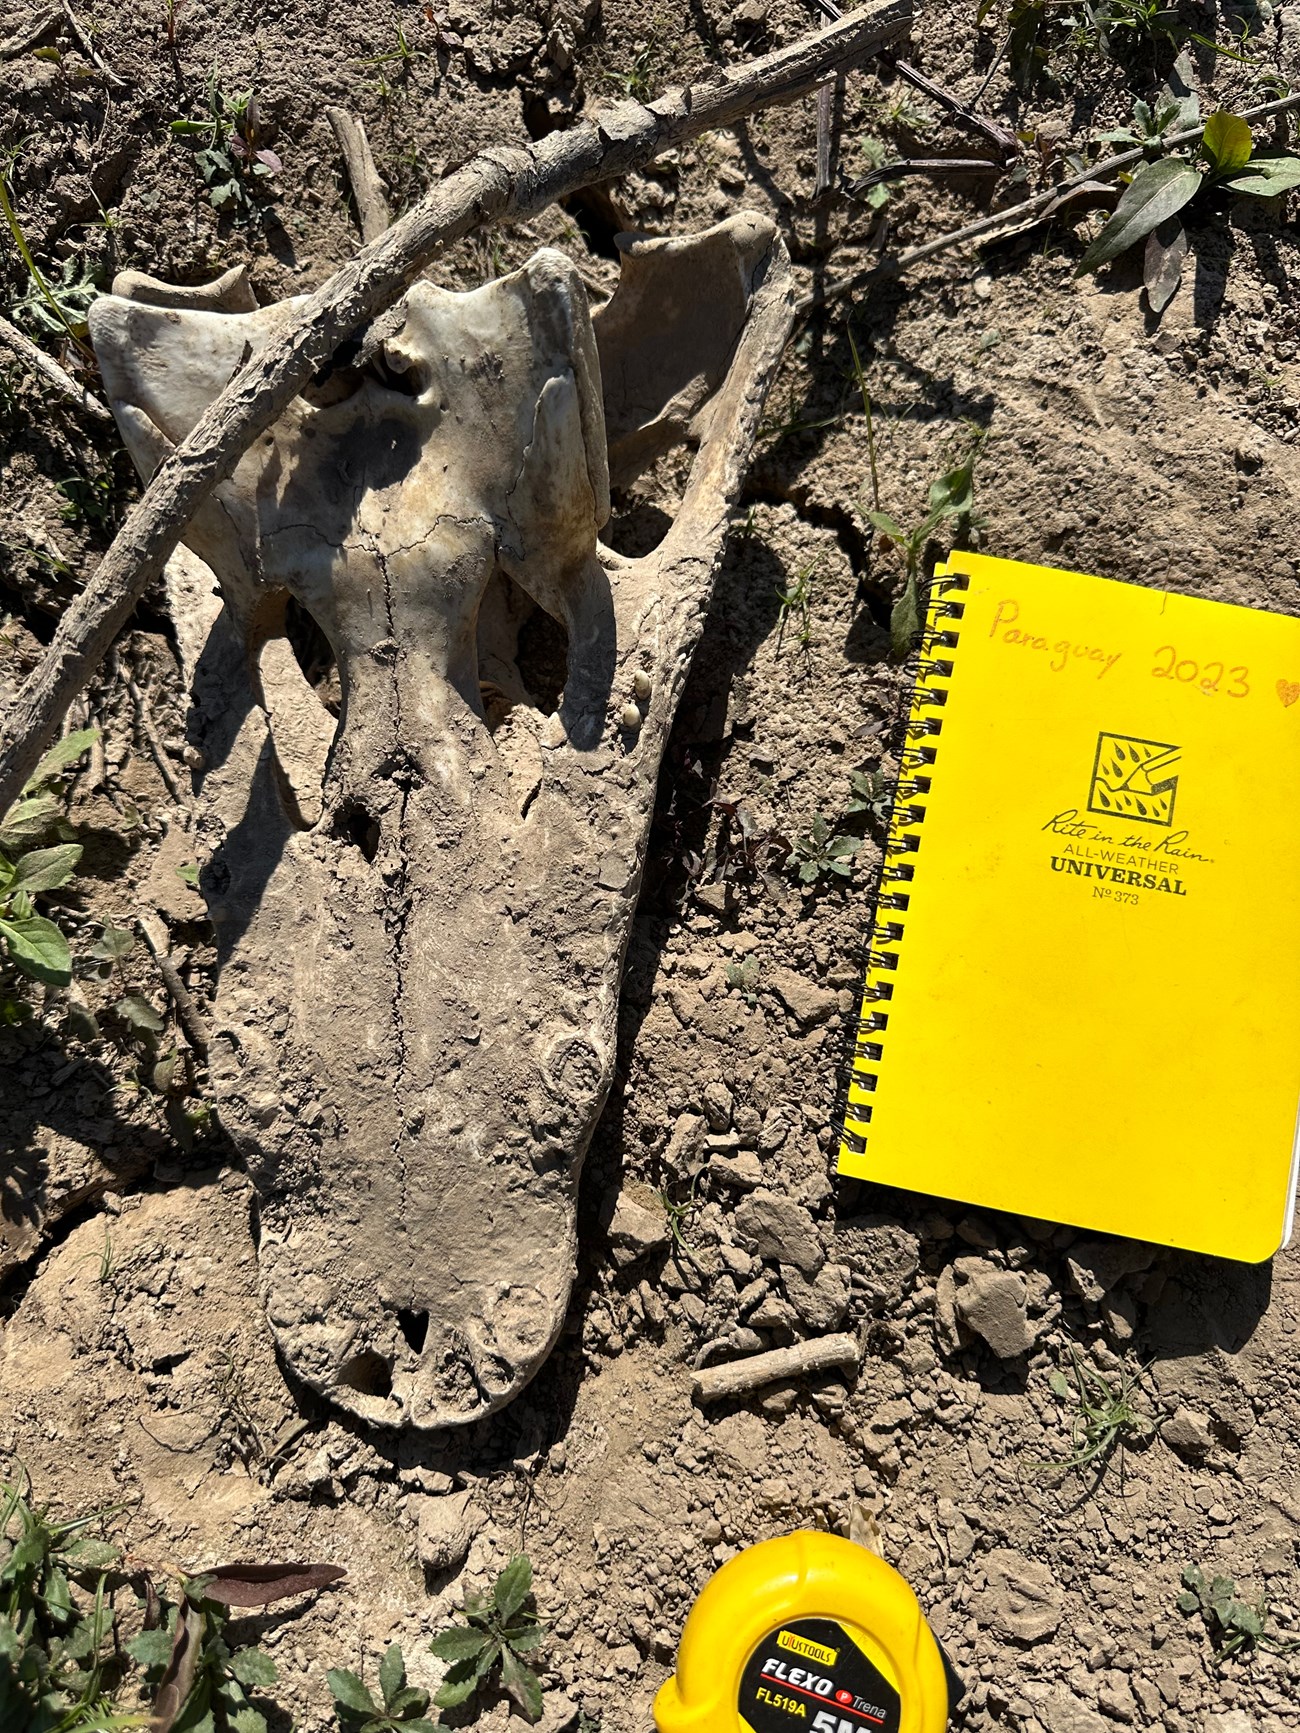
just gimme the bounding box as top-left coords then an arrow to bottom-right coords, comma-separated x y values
89,213 -> 793,1429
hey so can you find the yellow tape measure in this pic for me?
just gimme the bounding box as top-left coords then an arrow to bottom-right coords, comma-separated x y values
653,1532 -> 951,1733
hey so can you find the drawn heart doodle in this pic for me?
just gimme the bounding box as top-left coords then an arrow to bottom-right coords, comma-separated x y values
1278,680 -> 1300,708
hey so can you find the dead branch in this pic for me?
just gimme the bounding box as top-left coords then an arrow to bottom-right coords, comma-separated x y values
325,107 -> 392,243
137,911 -> 210,1057
846,155 -> 1002,195
803,89 -> 1300,313
0,313 -> 114,424
0,0 -> 910,815
0,6 -> 61,57
692,1332 -> 861,1402
59,0 -> 124,84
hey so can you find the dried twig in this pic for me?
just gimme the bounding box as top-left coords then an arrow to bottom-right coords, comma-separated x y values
126,667 -> 185,804
325,107 -> 392,243
0,0 -> 911,814
0,6 -> 61,57
693,1332 -> 860,1402
846,155 -> 1002,195
137,910 -> 210,1057
891,56 -> 1017,157
802,89 -> 1300,313
58,0 -> 124,85
815,78 -> 837,196
0,313 -> 114,424
809,0 -> 1015,156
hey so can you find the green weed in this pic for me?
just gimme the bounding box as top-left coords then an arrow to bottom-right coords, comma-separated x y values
1042,1348 -> 1152,1478
725,955 -> 761,1004
789,814 -> 861,886
170,72 -> 283,220
0,167 -> 96,359
865,432 -> 983,658
428,1555 -> 546,1723
328,1643 -> 433,1731
0,1477 -> 137,1732
0,728 -> 97,996
847,768 -> 892,826
1077,108 -> 1300,310
774,564 -> 816,667
1178,1563 -> 1300,1664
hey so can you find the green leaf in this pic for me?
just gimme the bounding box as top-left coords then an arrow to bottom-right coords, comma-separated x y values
1181,1564 -> 1205,1591
1048,1370 -> 1070,1399
11,843 -> 81,894
500,1645 -> 544,1723
114,993 -> 165,1032
127,1627 -> 175,1670
379,1642 -> 406,1709
1202,110 -> 1253,175
91,923 -> 135,964
1229,1600 -> 1264,1638
866,510 -> 908,542
328,1668 -> 378,1715
1225,154 -> 1300,196
503,1623 -> 546,1654
175,862 -> 201,888
26,728 -> 98,792
1176,1589 -> 1200,1614
493,1554 -> 533,1621
1075,158 -> 1202,277
428,1627 -> 491,1662
228,1711 -> 268,1733
229,1647 -> 277,1687
890,574 -> 922,660
433,1644 -> 499,1708
926,457 -> 975,520
0,794 -> 62,850
65,1536 -> 120,1569
1144,217 -> 1188,315
0,914 -> 72,985
386,1685 -> 431,1715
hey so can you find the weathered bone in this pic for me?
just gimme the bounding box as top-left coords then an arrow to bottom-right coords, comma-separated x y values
89,214 -> 793,1429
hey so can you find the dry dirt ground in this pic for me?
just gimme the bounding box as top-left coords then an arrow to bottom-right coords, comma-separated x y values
3,0 -> 1300,1730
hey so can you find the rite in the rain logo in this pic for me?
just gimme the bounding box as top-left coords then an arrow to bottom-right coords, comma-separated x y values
1087,732 -> 1181,827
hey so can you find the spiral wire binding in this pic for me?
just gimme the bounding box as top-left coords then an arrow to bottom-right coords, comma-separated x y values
840,573 -> 968,1158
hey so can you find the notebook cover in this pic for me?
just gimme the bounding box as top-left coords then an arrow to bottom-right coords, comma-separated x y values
840,551 -> 1300,1262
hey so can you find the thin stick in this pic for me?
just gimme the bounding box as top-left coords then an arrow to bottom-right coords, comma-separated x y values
816,79 -> 836,195
0,312 -> 114,424
802,89 -> 1300,312
59,0 -> 124,85
0,0 -> 911,814
325,107 -> 392,243
137,911 -> 210,1057
808,0 -> 1015,156
846,155 -> 1001,195
893,56 -> 1016,156
0,6 -> 61,57
126,670 -> 184,804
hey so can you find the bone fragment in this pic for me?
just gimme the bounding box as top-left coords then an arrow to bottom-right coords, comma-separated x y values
325,107 -> 392,243
89,211 -> 795,1431
692,1333 -> 861,1403
110,263 -> 258,313
0,0 -> 913,814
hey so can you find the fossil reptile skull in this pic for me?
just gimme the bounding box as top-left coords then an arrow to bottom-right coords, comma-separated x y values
89,213 -> 793,1430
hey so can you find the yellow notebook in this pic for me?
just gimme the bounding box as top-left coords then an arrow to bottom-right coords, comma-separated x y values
840,551 -> 1300,1263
